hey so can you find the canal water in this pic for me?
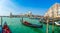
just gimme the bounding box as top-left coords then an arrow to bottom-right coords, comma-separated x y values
0,17 -> 60,33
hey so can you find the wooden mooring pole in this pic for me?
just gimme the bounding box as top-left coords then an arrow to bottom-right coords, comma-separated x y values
46,16 -> 49,33
1,17 -> 2,26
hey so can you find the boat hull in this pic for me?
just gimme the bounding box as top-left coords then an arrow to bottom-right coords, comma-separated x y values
22,21 -> 43,28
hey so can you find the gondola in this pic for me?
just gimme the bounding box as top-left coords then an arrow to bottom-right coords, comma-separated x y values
2,22 -> 11,33
22,21 -> 43,28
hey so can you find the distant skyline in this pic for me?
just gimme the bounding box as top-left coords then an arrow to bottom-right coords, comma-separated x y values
0,0 -> 60,16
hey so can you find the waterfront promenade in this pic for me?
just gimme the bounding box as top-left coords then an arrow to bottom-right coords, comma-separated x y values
0,16 -> 9,17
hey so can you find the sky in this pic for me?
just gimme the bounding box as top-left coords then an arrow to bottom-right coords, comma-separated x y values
0,0 -> 60,16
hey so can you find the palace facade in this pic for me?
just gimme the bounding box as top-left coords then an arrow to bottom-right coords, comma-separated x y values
44,3 -> 60,18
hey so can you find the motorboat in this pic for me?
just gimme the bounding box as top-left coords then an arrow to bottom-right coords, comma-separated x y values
29,17 -> 40,20
55,21 -> 60,26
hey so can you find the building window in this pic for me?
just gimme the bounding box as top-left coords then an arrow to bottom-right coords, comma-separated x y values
58,7 -> 60,15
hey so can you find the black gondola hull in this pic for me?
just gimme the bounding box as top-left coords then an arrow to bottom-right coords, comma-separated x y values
22,22 -> 43,28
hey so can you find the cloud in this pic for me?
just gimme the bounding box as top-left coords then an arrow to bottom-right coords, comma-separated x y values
0,0 -> 19,16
